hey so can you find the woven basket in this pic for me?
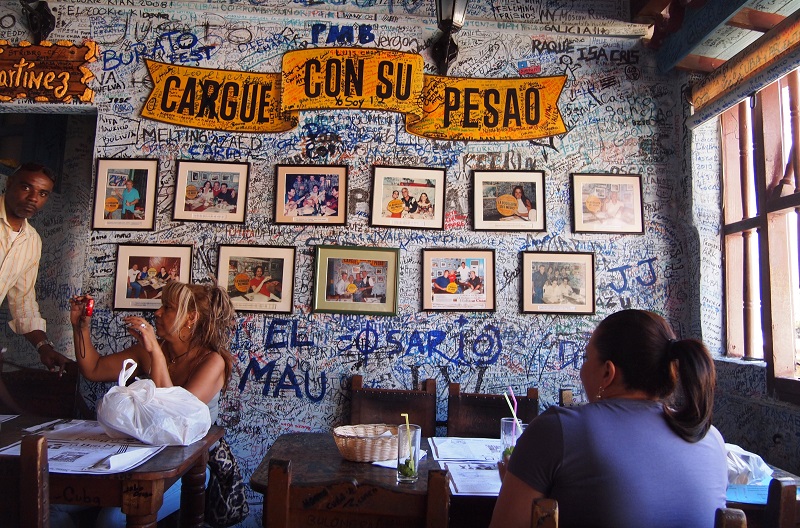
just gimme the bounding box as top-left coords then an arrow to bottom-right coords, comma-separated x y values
333,424 -> 407,462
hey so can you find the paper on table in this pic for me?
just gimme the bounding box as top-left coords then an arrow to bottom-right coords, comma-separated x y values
372,450 -> 427,469
726,479 -> 800,504
0,420 -> 165,474
442,461 -> 502,496
428,437 -> 503,462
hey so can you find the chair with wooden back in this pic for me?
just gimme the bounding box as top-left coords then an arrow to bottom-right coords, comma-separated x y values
349,375 -> 437,437
0,434 -> 49,528
265,458 -> 449,527
715,507 -> 747,528
0,360 -> 91,418
531,498 -> 558,528
447,383 -> 539,438
529,500 -> 746,528
764,476 -> 797,528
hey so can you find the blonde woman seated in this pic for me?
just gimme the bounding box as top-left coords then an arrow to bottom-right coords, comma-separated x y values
58,280 -> 237,527
490,310 -> 726,528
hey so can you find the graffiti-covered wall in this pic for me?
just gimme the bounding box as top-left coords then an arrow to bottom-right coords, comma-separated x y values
2,1 -> 800,524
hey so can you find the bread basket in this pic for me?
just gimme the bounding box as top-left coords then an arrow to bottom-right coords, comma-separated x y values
333,424 -> 408,462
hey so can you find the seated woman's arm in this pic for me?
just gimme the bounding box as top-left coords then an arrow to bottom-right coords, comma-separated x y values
490,472 -> 545,528
70,295 -> 152,382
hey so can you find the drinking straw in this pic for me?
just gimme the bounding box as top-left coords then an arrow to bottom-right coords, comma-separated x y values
400,412 -> 413,470
503,393 -> 522,437
508,386 -> 518,436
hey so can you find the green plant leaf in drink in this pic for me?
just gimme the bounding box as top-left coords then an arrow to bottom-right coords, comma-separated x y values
398,457 -> 416,477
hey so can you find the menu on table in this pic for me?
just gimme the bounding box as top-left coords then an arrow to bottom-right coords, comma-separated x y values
0,419 -> 165,474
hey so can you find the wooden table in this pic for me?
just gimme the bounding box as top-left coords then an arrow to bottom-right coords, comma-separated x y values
0,414 -> 224,528
249,432 -> 494,528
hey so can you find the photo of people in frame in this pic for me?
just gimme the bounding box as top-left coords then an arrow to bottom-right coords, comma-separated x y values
530,261 -> 587,306
481,181 -> 537,222
125,256 -> 181,299
283,172 -> 341,218
184,170 -> 240,214
429,257 -> 487,308
579,182 -> 637,228
103,168 -> 148,221
380,176 -> 436,220
325,257 -> 388,304
225,256 -> 285,306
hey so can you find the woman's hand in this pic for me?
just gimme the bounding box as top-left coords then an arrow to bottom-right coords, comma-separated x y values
122,316 -> 159,352
497,459 -> 508,482
69,295 -> 94,328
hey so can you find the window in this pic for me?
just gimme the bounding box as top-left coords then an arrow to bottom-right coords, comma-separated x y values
721,68 -> 800,403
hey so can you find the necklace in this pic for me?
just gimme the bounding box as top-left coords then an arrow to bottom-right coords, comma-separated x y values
169,348 -> 191,364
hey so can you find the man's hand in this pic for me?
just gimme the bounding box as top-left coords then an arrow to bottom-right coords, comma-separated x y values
38,344 -> 72,374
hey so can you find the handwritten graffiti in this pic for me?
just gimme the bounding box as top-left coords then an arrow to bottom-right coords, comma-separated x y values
606,257 -> 658,293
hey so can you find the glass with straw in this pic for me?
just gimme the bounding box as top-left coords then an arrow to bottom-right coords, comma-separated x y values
397,412 -> 421,483
501,388 -> 526,463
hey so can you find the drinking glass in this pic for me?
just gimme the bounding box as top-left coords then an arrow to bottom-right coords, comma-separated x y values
500,417 -> 526,462
397,424 -> 421,483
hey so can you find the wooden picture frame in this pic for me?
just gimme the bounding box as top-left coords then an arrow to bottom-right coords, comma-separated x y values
312,245 -> 399,316
92,158 -> 158,230
472,170 -> 545,231
570,173 -> 643,234
114,244 -> 193,310
173,160 -> 249,224
274,164 -> 347,225
422,249 -> 496,312
217,245 -> 295,313
521,251 -> 595,314
370,166 -> 445,229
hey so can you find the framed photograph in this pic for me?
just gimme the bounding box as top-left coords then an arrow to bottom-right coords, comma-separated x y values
472,170 -> 545,231
274,164 -> 347,225
173,160 -> 249,223
92,158 -> 158,230
422,249 -> 495,312
370,166 -> 445,229
217,245 -> 295,313
114,244 -> 193,310
570,173 -> 643,234
312,245 -> 399,316
521,252 -> 595,314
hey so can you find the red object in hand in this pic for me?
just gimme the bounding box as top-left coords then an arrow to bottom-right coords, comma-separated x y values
84,298 -> 94,316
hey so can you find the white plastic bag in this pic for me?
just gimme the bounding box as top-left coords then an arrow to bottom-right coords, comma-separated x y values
97,359 -> 211,446
725,443 -> 774,484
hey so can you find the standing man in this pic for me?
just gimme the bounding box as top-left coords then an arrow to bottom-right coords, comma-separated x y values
1,163 -> 71,371
532,264 -> 547,304
121,179 -> 139,219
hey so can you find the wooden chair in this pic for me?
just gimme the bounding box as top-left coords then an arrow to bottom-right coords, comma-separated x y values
0,360 -> 91,418
558,388 -> 576,407
764,476 -> 797,528
715,507 -> 747,528
530,498 -> 558,528
0,434 -> 49,528
265,458 -> 449,527
349,375 -> 437,437
447,383 -> 539,438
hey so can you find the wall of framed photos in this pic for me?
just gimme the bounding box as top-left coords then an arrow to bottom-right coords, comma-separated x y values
1,1 -> 796,518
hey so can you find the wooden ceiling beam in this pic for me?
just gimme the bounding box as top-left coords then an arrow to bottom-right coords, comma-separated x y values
656,0 -> 749,72
727,7 -> 786,32
691,8 -> 800,111
674,53 -> 726,73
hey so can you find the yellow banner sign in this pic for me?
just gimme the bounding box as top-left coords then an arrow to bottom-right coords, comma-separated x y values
0,40 -> 97,103
141,60 -> 297,133
407,75 -> 566,141
141,49 -> 566,141
282,48 -> 424,118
